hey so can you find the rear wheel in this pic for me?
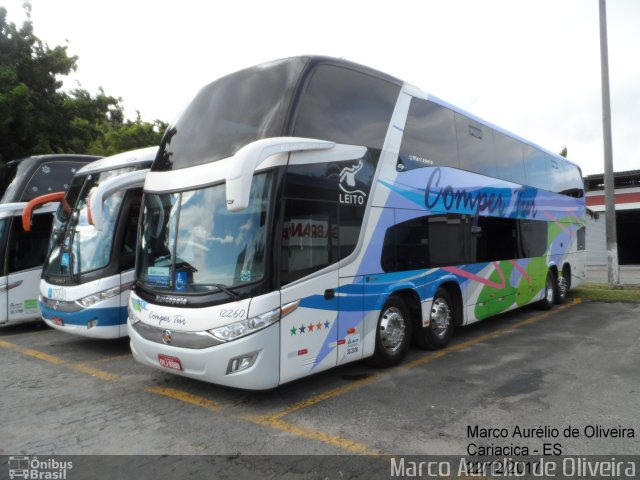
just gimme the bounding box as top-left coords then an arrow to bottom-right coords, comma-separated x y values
555,265 -> 570,304
538,270 -> 556,310
369,297 -> 412,368
415,288 -> 454,350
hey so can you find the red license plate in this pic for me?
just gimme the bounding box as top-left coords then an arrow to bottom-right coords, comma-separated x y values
158,354 -> 182,371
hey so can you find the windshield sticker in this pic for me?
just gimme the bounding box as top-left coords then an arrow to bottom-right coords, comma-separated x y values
174,271 -> 187,291
240,270 -> 251,282
61,252 -> 69,268
148,266 -> 170,287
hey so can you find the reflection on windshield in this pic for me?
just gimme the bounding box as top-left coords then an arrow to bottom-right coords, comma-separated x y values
44,167 -> 134,277
138,173 -> 272,293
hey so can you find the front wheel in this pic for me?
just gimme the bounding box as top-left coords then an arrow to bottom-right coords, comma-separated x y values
415,288 -> 454,350
369,297 -> 412,368
537,270 -> 556,310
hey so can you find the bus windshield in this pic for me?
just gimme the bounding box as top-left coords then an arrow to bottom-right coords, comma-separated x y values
45,166 -> 136,277
137,172 -> 273,293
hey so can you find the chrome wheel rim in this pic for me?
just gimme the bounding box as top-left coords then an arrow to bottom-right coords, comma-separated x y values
557,274 -> 568,299
379,307 -> 406,352
431,298 -> 451,337
546,275 -> 554,302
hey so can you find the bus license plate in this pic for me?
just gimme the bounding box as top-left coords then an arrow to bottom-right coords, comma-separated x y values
158,354 -> 182,371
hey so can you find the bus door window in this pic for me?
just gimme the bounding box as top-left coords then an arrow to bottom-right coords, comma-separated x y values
280,200 -> 338,285
8,214 -> 51,273
119,189 -> 142,272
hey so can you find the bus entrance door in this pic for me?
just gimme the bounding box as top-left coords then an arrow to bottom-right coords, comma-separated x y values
279,271 -> 339,385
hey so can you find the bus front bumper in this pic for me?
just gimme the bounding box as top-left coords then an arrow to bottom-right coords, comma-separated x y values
128,320 -> 281,390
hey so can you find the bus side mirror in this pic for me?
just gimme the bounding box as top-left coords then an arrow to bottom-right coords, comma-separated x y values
225,137 -> 335,212
88,169 -> 149,230
21,192 -> 65,232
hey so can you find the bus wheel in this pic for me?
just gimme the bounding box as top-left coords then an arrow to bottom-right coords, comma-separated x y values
415,288 -> 454,350
370,297 -> 412,368
555,266 -> 570,304
538,270 -> 556,310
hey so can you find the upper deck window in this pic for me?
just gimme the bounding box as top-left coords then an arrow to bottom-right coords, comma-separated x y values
152,58 -> 306,171
293,65 -> 400,150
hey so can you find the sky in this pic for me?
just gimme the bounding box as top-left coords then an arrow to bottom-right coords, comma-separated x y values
3,0 -> 639,176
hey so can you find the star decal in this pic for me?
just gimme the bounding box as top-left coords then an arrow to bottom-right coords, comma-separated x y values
308,323 -> 314,332
316,322 -> 323,331
290,326 -> 297,336
324,320 -> 330,329
299,324 -> 306,334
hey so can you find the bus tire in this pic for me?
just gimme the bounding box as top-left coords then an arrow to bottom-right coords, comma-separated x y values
415,288 -> 454,350
537,270 -> 556,310
555,265 -> 570,304
369,297 -> 412,368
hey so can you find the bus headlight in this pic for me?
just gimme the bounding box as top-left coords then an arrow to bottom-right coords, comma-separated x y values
209,307 -> 281,342
75,285 -> 121,308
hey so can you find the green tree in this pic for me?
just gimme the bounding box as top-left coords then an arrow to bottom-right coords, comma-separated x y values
0,3 -> 77,161
0,3 -> 165,163
559,146 -> 568,158
87,113 -> 168,156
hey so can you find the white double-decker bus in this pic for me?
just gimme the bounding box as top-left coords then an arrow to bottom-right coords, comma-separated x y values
128,56 -> 585,389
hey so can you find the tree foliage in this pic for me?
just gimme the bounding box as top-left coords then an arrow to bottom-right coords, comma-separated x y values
0,3 -> 166,163
559,146 -> 568,158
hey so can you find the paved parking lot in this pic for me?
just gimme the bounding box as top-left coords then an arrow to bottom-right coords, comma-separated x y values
1,298 -> 639,461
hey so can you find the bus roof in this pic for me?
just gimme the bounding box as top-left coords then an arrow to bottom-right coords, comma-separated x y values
77,146 -> 158,175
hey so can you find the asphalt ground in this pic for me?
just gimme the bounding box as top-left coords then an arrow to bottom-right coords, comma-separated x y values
1,298 -> 638,475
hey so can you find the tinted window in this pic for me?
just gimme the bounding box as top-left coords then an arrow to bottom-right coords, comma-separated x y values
493,131 -> 526,184
153,58 -> 305,171
556,160 -> 585,198
294,65 -> 400,149
281,154 -> 378,282
519,220 -> 548,257
281,199 -> 338,285
23,162 -> 81,200
381,214 -> 472,272
472,216 -> 519,262
119,189 -> 142,271
398,99 -> 458,171
8,213 -> 52,273
455,114 -> 496,178
577,226 -> 586,251
523,146 -> 550,190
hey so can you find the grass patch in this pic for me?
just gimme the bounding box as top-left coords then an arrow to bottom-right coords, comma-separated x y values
571,282 -> 640,303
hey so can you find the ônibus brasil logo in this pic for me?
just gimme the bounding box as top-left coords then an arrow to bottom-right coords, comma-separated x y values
8,456 -> 73,479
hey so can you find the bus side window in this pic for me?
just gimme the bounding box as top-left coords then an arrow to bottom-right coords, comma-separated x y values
576,226 -> 586,251
455,114 -> 496,178
518,220 -> 548,258
21,161 -> 80,201
8,214 -> 52,272
398,99 -> 459,172
280,199 -> 338,286
381,214 -> 470,272
472,216 -> 519,263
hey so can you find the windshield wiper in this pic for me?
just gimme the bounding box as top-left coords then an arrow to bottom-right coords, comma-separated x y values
213,283 -> 239,301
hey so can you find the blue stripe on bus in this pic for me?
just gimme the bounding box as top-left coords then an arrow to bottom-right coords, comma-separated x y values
40,303 -> 127,327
